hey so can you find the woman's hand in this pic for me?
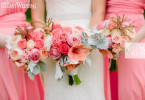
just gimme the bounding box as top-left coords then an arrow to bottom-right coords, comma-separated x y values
90,0 -> 106,26
31,0 -> 45,28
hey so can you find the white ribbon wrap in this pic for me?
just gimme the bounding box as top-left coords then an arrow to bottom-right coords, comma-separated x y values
55,59 -> 63,79
68,67 -> 79,76
86,56 -> 91,67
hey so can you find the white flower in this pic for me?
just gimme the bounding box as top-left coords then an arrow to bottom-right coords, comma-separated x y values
44,35 -> 52,51
72,29 -> 81,35
15,62 -> 25,68
27,40 -> 35,50
40,48 -> 48,60
103,29 -> 111,37
111,29 -> 122,43
6,35 -> 22,49
125,28 -> 136,39
10,48 -> 23,60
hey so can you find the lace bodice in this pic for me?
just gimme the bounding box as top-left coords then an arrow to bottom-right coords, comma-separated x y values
45,0 -> 92,21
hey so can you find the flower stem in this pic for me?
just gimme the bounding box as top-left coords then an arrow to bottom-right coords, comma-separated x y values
109,59 -> 118,72
73,75 -> 81,85
68,75 -> 74,86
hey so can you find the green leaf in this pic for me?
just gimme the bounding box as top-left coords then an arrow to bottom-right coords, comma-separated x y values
38,61 -> 47,73
28,71 -> 34,80
33,65 -> 41,75
73,75 -> 81,85
61,67 -> 66,73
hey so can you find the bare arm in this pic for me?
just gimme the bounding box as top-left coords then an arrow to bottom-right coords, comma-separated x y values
0,33 -> 7,48
31,0 -> 45,28
90,0 -> 106,26
133,23 -> 145,42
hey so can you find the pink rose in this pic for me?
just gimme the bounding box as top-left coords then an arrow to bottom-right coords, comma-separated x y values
51,38 -> 62,47
108,22 -> 116,30
75,26 -> 84,31
23,49 -> 30,56
52,28 -> 63,37
35,39 -> 44,49
15,61 -> 25,68
17,39 -> 27,49
52,24 -> 62,30
49,46 -> 61,59
62,26 -> 72,34
30,48 -> 40,63
107,37 -> 113,48
28,31 -> 44,41
59,33 -> 68,41
59,42 -> 70,55
21,55 -> 28,63
67,34 -> 81,46
97,21 -> 106,30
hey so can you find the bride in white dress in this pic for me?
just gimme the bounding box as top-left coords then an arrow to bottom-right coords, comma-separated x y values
31,0 -> 107,100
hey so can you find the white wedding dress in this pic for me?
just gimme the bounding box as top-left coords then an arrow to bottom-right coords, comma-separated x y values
44,0 -> 105,100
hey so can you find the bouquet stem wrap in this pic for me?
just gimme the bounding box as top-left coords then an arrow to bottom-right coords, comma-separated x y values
68,67 -> 81,86
109,59 -> 118,72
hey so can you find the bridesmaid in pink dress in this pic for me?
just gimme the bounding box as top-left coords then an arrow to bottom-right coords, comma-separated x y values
105,0 -> 145,100
0,0 -> 44,100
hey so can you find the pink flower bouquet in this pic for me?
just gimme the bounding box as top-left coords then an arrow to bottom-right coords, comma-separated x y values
98,15 -> 136,72
44,20 -> 91,85
6,26 -> 50,80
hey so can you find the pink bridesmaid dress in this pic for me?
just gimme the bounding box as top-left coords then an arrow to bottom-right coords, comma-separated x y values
0,0 -> 44,100
105,0 -> 145,100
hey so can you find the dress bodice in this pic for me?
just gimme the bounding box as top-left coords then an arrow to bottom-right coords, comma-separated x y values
45,0 -> 92,21
0,0 -> 30,16
106,0 -> 145,14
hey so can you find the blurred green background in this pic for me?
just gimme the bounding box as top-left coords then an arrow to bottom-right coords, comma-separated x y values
25,9 -> 145,22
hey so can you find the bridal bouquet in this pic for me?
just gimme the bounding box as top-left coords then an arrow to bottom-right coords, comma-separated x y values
44,19 -> 109,85
6,26 -> 49,80
98,15 -> 136,72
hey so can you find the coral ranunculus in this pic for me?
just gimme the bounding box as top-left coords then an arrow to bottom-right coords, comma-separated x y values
17,39 -> 27,49
68,44 -> 91,62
